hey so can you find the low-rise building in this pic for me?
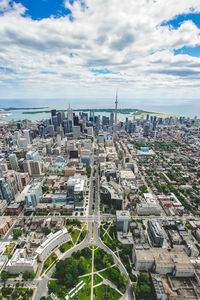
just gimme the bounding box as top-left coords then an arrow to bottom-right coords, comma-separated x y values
150,273 -> 167,300
133,247 -> 195,277
35,227 -> 69,261
137,193 -> 161,216
6,248 -> 37,274
4,202 -> 23,216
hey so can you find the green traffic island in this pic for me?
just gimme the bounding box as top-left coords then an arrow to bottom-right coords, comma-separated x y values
100,222 -> 135,281
71,229 -> 81,244
0,286 -> 33,299
65,219 -> 82,229
94,284 -> 122,300
41,253 -> 58,275
132,272 -> 153,300
99,223 -> 123,252
66,220 -> 88,245
59,240 -> 73,253
118,245 -> 135,281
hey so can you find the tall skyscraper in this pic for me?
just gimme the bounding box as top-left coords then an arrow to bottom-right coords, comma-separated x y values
23,129 -> 31,144
114,90 -> 118,125
0,179 -> 13,203
67,104 -> 73,122
51,109 -> 56,117
110,112 -> 114,127
9,154 -> 18,171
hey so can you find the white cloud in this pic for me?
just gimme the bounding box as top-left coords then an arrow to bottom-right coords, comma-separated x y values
0,0 -> 200,102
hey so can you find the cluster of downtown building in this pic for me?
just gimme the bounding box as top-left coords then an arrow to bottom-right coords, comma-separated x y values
0,102 -> 199,300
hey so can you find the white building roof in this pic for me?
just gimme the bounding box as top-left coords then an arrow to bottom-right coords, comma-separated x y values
35,227 -> 68,255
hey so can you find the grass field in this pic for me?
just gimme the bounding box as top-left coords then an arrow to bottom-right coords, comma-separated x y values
71,229 -> 80,244
94,284 -> 121,300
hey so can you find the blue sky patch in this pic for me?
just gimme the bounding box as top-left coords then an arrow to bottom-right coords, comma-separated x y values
162,13 -> 200,29
91,69 -> 119,74
0,67 -> 15,73
40,71 -> 57,75
13,0 -> 72,20
174,45 -> 200,57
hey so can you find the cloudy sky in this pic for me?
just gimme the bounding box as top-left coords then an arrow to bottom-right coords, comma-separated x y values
0,0 -> 200,111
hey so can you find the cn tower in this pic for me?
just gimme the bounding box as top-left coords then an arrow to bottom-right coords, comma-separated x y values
114,89 -> 118,125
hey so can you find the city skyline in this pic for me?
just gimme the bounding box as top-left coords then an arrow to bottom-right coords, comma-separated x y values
0,0 -> 200,107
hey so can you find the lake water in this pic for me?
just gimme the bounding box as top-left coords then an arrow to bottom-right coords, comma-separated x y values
0,98 -> 199,121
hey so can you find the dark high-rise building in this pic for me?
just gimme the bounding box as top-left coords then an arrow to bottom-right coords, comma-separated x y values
39,125 -> 45,139
63,119 -> 68,133
73,116 -> 79,126
0,179 -> 13,203
17,122 -> 21,130
51,109 -> 56,117
110,112 -> 114,126
57,112 -> 62,126
143,122 -> 150,137
102,116 -> 109,126
52,115 -> 58,131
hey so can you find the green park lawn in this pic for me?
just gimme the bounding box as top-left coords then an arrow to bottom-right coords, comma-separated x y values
94,284 -> 121,300
71,229 -> 80,244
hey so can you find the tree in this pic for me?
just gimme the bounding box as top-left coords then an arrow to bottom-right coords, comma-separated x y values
140,284 -> 151,298
40,297 -> 46,300
23,271 -> 35,280
44,228 -> 51,236
78,256 -> 86,275
86,166 -> 91,178
13,230 -> 21,240
1,287 -> 13,297
1,271 -> 9,282
64,273 -> 73,287
81,247 -> 90,257
138,272 -> 150,285
56,257 -> 79,287
23,271 -> 30,281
